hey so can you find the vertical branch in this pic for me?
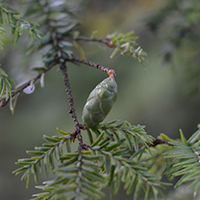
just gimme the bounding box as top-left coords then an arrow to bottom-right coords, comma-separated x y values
60,62 -> 84,149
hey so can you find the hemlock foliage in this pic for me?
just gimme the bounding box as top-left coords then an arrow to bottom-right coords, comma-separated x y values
1,0 -> 200,199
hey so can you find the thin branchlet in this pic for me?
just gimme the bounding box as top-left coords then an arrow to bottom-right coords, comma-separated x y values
151,138 -> 172,147
0,61 -> 57,106
192,147 -> 200,162
63,56 -> 115,75
60,63 -> 86,149
58,35 -> 114,47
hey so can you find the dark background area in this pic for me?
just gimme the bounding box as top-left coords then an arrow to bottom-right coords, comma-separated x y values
0,0 -> 200,199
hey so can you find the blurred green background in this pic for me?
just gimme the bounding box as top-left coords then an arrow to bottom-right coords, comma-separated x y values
1,0 -> 200,199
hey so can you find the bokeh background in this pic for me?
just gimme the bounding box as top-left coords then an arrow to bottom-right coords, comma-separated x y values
0,0 -> 200,199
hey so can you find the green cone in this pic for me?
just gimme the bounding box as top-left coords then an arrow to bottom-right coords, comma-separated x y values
82,77 -> 117,128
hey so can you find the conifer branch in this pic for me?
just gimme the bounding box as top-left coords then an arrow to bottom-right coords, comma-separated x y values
0,3 -> 42,47
59,35 -> 113,47
0,61 -> 57,107
4,0 -> 200,199
13,133 -> 72,188
163,130 -> 200,198
60,32 -> 147,65
0,68 -> 15,107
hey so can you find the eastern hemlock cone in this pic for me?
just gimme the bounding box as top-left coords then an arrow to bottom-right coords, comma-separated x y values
82,77 -> 117,128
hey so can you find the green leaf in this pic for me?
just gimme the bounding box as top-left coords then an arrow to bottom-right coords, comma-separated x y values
0,11 -> 3,24
108,165 -> 115,187
82,171 -> 105,183
26,150 -> 44,156
110,47 -> 120,59
82,160 -> 101,168
121,166 -> 128,182
110,180 -> 115,200
34,146 -> 50,152
91,146 -> 100,150
43,143 -> 55,148
57,166 -> 77,173
82,154 -> 102,161
11,19 -> 17,35
13,166 -> 30,175
0,68 -> 8,76
15,161 -> 33,165
14,31 -> 20,46
33,164 -> 38,183
112,148 -> 129,156
91,131 -> 105,147
126,175 -> 137,195
23,168 -> 31,188
104,129 -> 114,141
157,187 -> 167,200
188,128 -> 200,144
104,118 -> 121,126
81,176 -> 100,190
120,129 -> 132,150
144,185 -> 152,200
86,129 -> 93,144
49,177 -> 68,186
38,160 -> 43,177
109,129 -> 120,142
99,140 -> 110,149
43,135 -> 59,143
81,182 -> 104,198
56,127 -> 70,135
81,187 -> 101,199
60,157 -> 78,167
54,145 -> 61,161
105,154 -> 111,174
105,139 -> 126,151
32,192 -> 50,198
66,139 -> 71,152
74,41 -> 86,60
0,80 -> 5,98
134,180 -> 143,200
49,153 -> 55,170
113,173 -> 121,195
180,129 -> 188,144
91,128 -> 101,138
99,137 -> 110,146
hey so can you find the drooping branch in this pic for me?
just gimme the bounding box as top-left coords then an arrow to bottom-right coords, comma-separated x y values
0,55 -> 115,109
0,61 -> 57,107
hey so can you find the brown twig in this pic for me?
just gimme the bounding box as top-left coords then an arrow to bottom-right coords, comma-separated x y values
63,56 -> 116,76
192,147 -> 200,162
150,138 -> 172,147
60,62 -> 87,151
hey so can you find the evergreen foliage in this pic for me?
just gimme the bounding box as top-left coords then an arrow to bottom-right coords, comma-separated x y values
165,129 -> 200,199
0,0 -> 200,199
0,1 -> 42,47
14,120 -> 171,200
0,68 -> 15,109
